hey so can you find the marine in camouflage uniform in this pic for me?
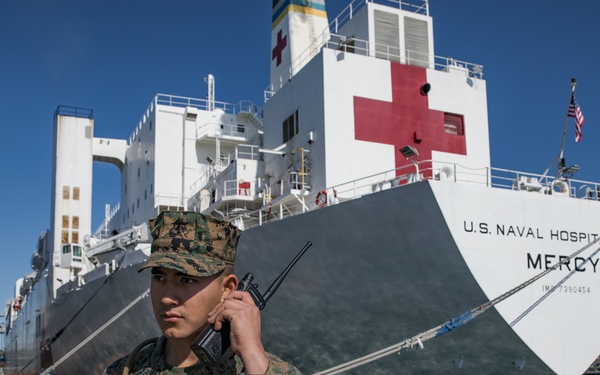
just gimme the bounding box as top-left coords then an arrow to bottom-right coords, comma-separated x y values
103,211 -> 301,375
103,336 -> 300,374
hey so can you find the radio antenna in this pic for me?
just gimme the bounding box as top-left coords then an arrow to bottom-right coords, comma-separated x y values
263,241 -> 312,302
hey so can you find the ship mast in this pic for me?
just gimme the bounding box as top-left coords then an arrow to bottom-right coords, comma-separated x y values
205,74 -> 215,112
556,78 -> 579,178
557,79 -> 576,162
540,78 -> 579,180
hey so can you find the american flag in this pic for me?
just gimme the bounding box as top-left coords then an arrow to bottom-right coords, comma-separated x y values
568,92 -> 585,142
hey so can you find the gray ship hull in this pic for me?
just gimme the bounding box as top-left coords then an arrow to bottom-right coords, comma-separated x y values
236,181 -> 555,374
4,251 -> 160,375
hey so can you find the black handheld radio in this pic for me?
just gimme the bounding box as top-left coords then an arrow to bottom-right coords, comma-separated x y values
190,241 -> 313,365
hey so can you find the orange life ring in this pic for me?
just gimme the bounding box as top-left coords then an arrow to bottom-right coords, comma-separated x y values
316,190 -> 327,208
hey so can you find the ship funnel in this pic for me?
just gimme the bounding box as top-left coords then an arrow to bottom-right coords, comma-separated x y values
270,0 -> 330,85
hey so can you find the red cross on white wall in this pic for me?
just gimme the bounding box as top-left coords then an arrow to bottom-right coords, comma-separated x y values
353,63 -> 467,177
272,29 -> 287,67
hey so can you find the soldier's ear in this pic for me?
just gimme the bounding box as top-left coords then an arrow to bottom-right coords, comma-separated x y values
221,274 -> 238,301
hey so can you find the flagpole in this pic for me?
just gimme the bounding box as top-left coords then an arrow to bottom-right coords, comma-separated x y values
557,78 -> 577,175
540,78 -> 576,179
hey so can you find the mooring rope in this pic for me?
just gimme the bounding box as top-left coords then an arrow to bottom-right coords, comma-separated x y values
39,288 -> 150,375
313,236 -> 600,375
510,246 -> 600,327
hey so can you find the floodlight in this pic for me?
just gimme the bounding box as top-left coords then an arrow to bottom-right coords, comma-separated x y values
399,145 -> 419,160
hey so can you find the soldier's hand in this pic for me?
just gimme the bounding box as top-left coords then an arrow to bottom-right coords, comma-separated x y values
207,290 -> 269,373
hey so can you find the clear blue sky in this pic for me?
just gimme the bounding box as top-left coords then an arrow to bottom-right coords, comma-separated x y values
1,1 -> 598,316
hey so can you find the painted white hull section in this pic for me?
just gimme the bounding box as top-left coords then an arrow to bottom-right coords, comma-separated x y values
432,181 -> 600,375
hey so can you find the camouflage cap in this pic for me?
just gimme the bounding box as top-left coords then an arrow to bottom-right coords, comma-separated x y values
139,211 -> 242,277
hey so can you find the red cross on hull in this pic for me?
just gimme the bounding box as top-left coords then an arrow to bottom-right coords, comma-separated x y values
354,63 -> 466,177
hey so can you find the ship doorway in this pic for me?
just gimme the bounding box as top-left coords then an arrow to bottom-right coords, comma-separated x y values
92,161 -> 121,237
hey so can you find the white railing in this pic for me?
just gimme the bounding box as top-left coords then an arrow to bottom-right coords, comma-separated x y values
124,95 -> 260,151
156,94 -> 237,114
329,0 -> 429,35
191,177 -> 262,213
155,95 -> 260,117
93,202 -> 120,238
189,148 -> 262,209
96,160 -> 599,236
325,33 -> 483,76
233,160 -> 600,230
196,121 -> 248,140
265,35 -> 482,100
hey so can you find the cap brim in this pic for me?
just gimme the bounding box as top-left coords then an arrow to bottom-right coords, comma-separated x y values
139,252 -> 229,277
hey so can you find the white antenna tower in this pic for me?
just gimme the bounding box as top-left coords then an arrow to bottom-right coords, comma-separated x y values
204,74 -> 215,112
104,204 -> 110,237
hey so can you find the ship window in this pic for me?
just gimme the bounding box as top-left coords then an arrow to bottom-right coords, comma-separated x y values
73,245 -> 82,257
63,186 -> 70,200
125,184 -> 127,194
137,198 -> 140,208
62,215 -> 69,229
444,113 -> 465,135
150,183 -> 153,194
72,216 -> 79,230
73,187 -> 80,200
149,120 -> 153,131
186,111 -> 197,122
62,245 -> 71,254
138,168 -> 141,178
145,190 -> 147,200
132,204 -> 135,214
237,123 -> 245,133
62,230 -> 69,244
158,205 -> 183,213
282,110 -> 299,143
72,231 -> 79,244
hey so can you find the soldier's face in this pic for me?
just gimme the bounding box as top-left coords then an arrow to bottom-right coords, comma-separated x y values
150,267 -> 225,342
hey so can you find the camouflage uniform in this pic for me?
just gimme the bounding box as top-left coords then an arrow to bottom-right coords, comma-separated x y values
103,336 -> 301,375
103,211 -> 301,375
